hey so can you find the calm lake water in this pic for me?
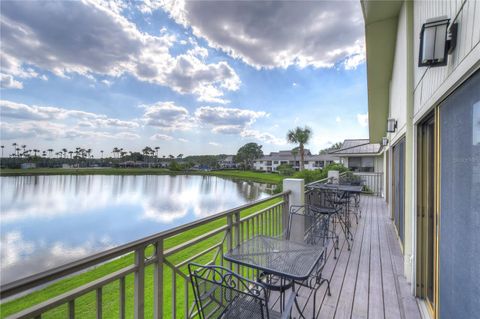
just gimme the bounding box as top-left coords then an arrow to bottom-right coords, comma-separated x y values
0,174 -> 271,284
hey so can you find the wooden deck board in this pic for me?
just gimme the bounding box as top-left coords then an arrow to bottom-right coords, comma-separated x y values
269,195 -> 422,319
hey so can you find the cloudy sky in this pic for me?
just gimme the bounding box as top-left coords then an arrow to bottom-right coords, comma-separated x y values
0,0 -> 368,157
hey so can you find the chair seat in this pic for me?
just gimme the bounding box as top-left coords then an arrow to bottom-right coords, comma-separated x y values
221,294 -> 286,319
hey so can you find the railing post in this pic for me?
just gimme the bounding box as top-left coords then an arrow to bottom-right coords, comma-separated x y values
226,213 -> 233,270
282,192 -> 290,234
234,211 -> 241,248
154,239 -> 164,319
134,247 -> 145,319
283,179 -> 305,242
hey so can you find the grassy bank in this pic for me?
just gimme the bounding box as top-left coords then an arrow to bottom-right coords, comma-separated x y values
0,168 -> 283,184
0,198 -> 282,318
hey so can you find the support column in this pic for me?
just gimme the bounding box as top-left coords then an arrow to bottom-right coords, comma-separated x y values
328,170 -> 339,184
283,178 -> 305,242
404,0 -> 415,285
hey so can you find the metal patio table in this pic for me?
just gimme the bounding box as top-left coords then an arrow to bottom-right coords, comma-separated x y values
224,235 -> 326,318
307,184 -> 363,249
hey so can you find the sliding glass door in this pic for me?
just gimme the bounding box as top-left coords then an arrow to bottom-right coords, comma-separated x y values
417,112 -> 437,317
392,137 -> 405,246
438,70 -> 480,319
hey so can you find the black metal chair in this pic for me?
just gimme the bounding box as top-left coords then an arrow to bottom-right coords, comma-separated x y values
306,188 -> 341,258
189,263 -> 295,319
287,205 -> 331,318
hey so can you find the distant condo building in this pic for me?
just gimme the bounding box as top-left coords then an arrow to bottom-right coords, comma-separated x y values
253,149 -> 339,172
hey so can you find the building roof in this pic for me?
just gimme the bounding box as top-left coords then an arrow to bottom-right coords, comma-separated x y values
330,139 -> 382,155
255,150 -> 337,162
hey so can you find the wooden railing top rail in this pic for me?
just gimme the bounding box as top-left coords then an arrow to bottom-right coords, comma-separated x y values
0,191 -> 290,299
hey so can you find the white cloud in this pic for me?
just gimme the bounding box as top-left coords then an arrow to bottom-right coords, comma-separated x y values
0,73 -> 23,89
1,100 -> 139,129
343,52 -> 365,70
209,142 -> 220,146
114,132 -> 140,140
195,106 -> 267,128
178,138 -> 188,143
142,101 -> 195,131
0,100 -> 141,141
150,133 -> 173,141
336,116 -> 342,123
159,1 -> 365,70
357,113 -> 369,127
240,129 -> 285,146
0,0 -> 240,102
0,121 -> 139,141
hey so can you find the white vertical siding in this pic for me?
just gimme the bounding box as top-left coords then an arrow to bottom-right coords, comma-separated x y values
389,3 -> 408,145
413,0 -> 480,121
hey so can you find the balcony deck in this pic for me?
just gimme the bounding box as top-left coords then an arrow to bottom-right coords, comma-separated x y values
277,195 -> 422,319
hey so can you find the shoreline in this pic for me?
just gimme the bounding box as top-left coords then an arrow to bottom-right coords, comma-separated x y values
0,168 -> 284,185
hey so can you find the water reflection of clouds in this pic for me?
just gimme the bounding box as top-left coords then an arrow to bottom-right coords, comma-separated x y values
1,175 -> 268,224
0,175 -> 269,283
0,231 -> 114,284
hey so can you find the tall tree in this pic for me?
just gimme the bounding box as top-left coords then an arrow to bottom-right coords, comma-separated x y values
235,143 -> 263,170
286,126 -> 312,171
291,147 -> 299,168
319,142 -> 343,154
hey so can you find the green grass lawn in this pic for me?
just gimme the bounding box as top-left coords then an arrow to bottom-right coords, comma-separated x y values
0,197 -> 283,318
0,168 -> 283,185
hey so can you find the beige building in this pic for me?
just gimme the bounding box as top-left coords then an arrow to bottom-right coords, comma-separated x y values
362,0 -> 479,318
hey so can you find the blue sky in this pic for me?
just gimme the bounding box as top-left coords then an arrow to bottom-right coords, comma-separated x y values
0,0 -> 368,157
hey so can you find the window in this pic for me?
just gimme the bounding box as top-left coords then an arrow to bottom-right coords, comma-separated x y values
273,161 -> 278,164
348,156 -> 375,172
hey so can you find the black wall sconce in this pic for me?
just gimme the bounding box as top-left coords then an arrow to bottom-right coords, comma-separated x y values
419,16 -> 458,67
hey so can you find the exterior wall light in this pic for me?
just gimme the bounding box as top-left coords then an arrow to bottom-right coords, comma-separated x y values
387,118 -> 397,133
418,16 -> 457,67
382,137 -> 389,147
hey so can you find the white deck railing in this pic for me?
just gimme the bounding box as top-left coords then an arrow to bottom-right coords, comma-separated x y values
0,192 -> 290,319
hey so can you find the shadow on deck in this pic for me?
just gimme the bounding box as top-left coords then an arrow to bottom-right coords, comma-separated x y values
275,195 -> 422,319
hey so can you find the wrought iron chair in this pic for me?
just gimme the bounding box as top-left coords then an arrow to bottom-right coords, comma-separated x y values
189,263 -> 295,319
287,205 -> 332,318
305,188 -> 340,258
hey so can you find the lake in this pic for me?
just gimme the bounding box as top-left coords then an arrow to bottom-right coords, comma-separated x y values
0,174 -> 271,284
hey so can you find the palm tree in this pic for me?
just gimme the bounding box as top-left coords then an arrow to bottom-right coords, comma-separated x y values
155,146 -> 160,158
12,142 -> 17,156
286,126 -> 312,171
101,150 -> 104,158
112,147 -> 120,158
48,149 -> 54,158
62,148 -> 68,159
1,145 -> 4,158
291,148 -> 299,169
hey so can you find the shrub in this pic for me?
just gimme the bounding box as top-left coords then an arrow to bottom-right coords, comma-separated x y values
168,160 -> 182,171
276,164 -> 295,176
293,163 -> 349,184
